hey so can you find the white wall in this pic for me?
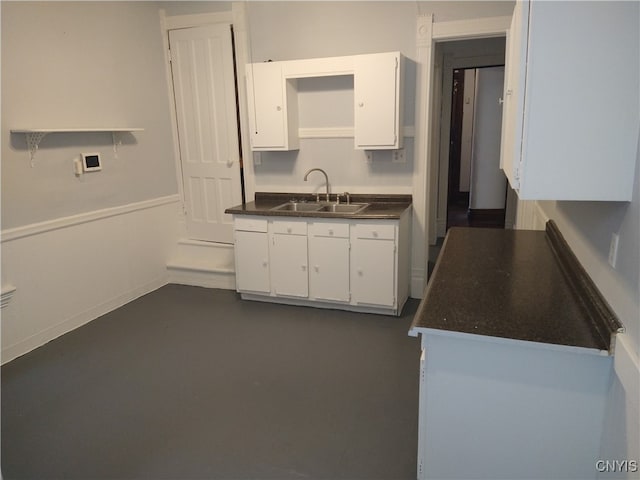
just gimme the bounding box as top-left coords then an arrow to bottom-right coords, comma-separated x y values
1,1 -> 178,228
536,138 -> 639,475
242,1 -> 514,199
1,1 -> 181,362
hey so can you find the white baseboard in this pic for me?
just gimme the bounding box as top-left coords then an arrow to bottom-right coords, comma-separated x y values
2,277 -> 167,364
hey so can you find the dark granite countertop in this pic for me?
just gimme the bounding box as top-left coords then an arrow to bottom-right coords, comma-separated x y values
409,223 -> 623,354
225,192 -> 412,219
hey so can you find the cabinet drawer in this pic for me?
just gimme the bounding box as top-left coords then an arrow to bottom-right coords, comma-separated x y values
353,223 -> 395,240
309,221 -> 349,238
234,216 -> 268,233
271,220 -> 307,235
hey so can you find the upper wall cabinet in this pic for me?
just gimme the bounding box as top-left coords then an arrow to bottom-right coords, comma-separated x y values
246,62 -> 299,151
500,0 -> 639,201
246,52 -> 404,152
354,52 -> 403,150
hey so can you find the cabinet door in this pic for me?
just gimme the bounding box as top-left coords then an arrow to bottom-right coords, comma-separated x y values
246,62 -> 286,149
499,0 -> 529,191
234,230 -> 270,294
354,52 -> 401,149
309,235 -> 350,302
351,238 -> 396,307
271,233 -> 308,298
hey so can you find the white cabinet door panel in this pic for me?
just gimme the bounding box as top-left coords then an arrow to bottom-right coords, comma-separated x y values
351,238 -> 395,307
309,236 -> 350,302
271,234 -> 308,298
354,52 -> 401,149
234,230 -> 270,294
247,62 -> 286,149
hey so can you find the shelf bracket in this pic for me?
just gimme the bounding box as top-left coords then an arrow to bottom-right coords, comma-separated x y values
26,132 -> 48,167
112,132 -> 122,159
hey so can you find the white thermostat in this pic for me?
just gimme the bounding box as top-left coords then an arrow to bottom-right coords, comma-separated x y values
81,152 -> 102,172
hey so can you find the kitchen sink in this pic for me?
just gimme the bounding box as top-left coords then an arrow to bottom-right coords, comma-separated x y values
271,202 -> 324,212
318,203 -> 369,213
271,201 -> 369,214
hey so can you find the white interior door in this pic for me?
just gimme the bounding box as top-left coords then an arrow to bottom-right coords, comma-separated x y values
169,24 -> 242,244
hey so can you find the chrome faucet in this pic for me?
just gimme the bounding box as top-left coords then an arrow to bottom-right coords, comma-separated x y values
303,168 -> 330,202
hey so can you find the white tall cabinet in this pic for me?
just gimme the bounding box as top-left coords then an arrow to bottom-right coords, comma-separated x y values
500,0 -> 639,201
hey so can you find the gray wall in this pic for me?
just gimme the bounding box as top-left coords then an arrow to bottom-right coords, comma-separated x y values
1,1 -> 178,229
538,150 -> 639,356
243,1 -> 514,196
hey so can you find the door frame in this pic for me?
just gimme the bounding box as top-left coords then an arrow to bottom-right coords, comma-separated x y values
437,54 -> 506,237
159,7 -> 253,240
412,14 -> 510,297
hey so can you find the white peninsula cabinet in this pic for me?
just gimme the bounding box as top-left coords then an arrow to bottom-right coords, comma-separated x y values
246,51 -> 404,152
500,0 -> 639,201
232,210 -> 410,316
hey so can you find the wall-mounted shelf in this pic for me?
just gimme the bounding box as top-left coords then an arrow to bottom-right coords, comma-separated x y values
10,128 -> 144,166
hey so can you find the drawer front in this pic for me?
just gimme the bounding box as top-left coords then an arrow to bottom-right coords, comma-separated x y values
271,220 -> 308,236
234,216 -> 268,233
353,222 -> 396,240
309,221 -> 349,238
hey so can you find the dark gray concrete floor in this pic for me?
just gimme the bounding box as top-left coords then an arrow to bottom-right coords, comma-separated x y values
2,285 -> 421,479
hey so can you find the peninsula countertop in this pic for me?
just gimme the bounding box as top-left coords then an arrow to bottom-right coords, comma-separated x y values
225,192 -> 412,220
409,222 -> 623,354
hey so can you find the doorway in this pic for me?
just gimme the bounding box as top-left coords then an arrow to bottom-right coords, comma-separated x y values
446,65 -> 507,230
168,23 -> 244,244
434,38 -> 513,237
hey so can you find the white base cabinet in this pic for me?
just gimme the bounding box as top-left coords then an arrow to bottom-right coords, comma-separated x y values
232,211 -> 410,316
233,218 -> 270,294
415,332 -> 612,480
351,222 -> 397,307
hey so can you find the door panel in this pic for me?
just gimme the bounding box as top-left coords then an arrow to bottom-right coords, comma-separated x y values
234,231 -> 270,294
169,24 -> 242,243
309,236 -> 350,302
352,238 -> 395,307
271,234 -> 308,298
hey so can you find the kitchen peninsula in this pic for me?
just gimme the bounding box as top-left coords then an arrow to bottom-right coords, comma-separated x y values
409,222 -> 623,479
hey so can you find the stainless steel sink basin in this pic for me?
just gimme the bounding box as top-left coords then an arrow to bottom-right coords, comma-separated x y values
271,202 -> 323,212
270,201 -> 369,214
318,203 -> 369,213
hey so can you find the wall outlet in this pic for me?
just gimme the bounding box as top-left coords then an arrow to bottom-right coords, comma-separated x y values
608,233 -> 620,268
392,149 -> 405,163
